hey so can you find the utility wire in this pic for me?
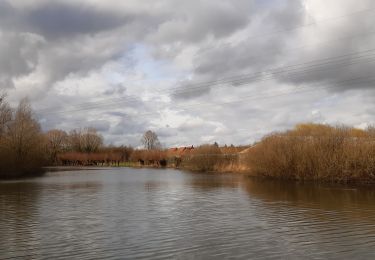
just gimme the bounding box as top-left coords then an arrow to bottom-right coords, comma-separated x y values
36,30 -> 375,114
34,8 -> 375,114
36,49 -> 375,115
38,75 -> 375,125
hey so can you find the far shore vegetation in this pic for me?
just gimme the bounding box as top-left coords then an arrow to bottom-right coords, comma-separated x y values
1,93 -> 375,184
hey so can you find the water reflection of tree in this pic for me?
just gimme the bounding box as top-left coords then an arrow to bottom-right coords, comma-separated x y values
241,177 -> 375,220
240,178 -> 375,259
187,174 -> 241,190
47,182 -> 103,193
0,182 -> 42,258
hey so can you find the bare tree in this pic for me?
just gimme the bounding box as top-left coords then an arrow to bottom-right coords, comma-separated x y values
7,99 -> 41,160
68,127 -> 103,153
46,129 -> 68,163
82,127 -> 103,153
1,98 -> 45,176
141,130 -> 160,150
0,92 -> 12,138
68,129 -> 83,151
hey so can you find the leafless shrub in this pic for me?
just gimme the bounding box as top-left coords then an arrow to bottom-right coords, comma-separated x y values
246,123 -> 375,183
130,149 -> 167,166
67,128 -> 103,153
0,98 -> 46,178
45,129 -> 68,164
183,144 -> 222,172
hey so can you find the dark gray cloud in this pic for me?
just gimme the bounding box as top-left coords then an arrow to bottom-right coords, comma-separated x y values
87,120 -> 111,132
0,1 -> 131,38
149,0 -> 254,44
0,32 -> 44,88
0,1 -> 15,26
171,0 -> 305,99
25,3 -> 128,38
171,0 -> 375,101
110,117 -> 148,136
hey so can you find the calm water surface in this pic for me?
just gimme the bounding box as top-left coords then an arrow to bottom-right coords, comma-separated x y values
1,168 -> 375,259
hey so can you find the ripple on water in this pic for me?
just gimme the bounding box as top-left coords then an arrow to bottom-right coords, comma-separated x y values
1,169 -> 375,259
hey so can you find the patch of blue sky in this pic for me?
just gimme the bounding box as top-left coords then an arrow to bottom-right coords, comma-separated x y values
130,43 -> 188,83
103,43 -> 189,95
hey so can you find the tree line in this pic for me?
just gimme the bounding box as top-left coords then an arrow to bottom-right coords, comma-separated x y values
0,91 -> 240,177
0,92 -> 249,178
3,93 -> 375,184
0,93 -> 136,178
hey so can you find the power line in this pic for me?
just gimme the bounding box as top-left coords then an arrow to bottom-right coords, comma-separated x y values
173,50 -> 375,94
33,8 -> 375,112
131,75 -> 375,116
35,29 -> 375,113
36,48 -> 375,115
38,75 -> 375,148
37,75 -> 375,125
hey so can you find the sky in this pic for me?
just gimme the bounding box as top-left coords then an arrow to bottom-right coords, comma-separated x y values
1,0 -> 375,147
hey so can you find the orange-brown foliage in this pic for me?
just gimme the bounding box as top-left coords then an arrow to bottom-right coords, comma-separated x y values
245,123 -> 375,183
129,149 -> 167,165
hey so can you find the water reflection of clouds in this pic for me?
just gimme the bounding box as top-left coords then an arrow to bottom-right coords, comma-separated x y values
144,181 -> 169,191
48,182 -> 103,192
143,173 -> 241,192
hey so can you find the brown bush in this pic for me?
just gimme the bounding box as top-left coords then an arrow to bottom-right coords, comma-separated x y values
130,149 -> 167,166
183,144 -> 222,172
0,98 -> 46,178
246,123 -> 375,183
57,147 -> 134,167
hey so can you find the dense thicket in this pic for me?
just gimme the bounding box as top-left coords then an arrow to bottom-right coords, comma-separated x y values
182,144 -> 223,171
0,95 -> 46,178
57,146 -> 134,166
246,123 -> 375,183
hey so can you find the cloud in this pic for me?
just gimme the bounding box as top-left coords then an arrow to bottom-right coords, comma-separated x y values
0,31 -> 44,89
24,2 -> 128,39
148,0 -> 254,44
2,0 -> 375,147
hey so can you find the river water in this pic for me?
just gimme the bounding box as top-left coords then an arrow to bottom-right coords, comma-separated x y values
1,168 -> 375,259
